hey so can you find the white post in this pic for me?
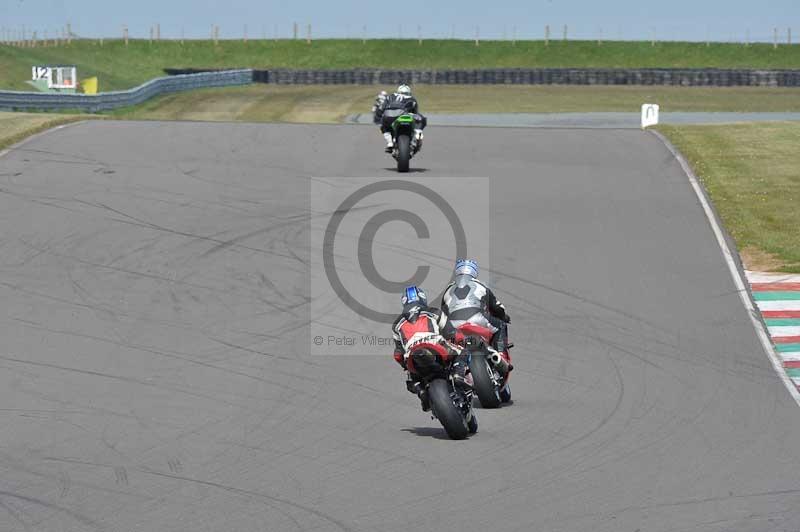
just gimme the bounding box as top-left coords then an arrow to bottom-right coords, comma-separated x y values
475,25 -> 479,46
641,104 -> 660,129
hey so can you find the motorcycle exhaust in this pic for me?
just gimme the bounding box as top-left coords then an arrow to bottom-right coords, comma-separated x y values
489,352 -> 510,374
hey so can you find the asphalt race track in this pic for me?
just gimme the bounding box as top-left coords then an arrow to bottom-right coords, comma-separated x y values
2,120 -> 800,532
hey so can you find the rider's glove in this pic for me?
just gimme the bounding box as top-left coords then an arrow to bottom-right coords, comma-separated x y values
502,314 -> 511,324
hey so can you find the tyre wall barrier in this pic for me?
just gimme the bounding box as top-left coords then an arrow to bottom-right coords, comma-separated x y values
251,68 -> 800,87
3,67 -> 796,113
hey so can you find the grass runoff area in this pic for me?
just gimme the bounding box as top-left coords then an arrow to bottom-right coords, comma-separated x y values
0,112 -> 89,152
110,84 -> 800,122
2,39 -> 800,91
660,122 -> 800,273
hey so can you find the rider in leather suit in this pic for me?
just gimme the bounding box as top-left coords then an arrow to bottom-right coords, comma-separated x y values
392,286 -> 465,411
374,84 -> 427,152
441,259 -> 512,368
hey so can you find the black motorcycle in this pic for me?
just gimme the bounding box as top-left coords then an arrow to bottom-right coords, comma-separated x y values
389,113 -> 421,173
406,338 -> 477,440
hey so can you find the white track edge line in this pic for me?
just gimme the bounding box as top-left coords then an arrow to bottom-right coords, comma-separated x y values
650,129 -> 800,406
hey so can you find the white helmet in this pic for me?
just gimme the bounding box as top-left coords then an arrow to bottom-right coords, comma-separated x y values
396,84 -> 412,97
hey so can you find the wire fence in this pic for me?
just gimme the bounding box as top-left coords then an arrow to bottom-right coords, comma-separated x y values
0,23 -> 796,48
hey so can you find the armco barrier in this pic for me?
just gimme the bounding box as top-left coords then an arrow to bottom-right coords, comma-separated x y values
3,67 -> 797,113
252,68 -> 800,87
0,69 -> 253,112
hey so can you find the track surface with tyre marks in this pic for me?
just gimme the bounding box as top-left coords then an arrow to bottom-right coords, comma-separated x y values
1,120 -> 800,532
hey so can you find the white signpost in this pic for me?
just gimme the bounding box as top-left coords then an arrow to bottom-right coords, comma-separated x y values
641,103 -> 660,129
31,65 -> 77,90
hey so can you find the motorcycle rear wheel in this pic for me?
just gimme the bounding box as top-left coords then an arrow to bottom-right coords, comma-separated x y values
469,353 -> 502,408
428,379 -> 470,440
396,134 -> 411,173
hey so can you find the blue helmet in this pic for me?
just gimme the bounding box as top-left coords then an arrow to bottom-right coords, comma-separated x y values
402,285 -> 427,307
454,259 -> 478,278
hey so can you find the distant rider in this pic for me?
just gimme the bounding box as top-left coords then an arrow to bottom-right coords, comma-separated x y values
441,259 -> 513,370
371,90 -> 388,124
392,286 -> 467,411
374,84 -> 427,152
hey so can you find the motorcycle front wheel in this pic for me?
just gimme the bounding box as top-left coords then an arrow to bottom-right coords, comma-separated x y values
396,133 -> 411,173
428,379 -> 470,440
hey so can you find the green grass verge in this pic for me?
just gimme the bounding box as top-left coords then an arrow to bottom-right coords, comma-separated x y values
0,112 -> 91,152
2,39 -> 800,91
659,122 -> 800,273
108,84 -> 800,123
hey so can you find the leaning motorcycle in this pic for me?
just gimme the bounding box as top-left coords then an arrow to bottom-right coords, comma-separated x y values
406,339 -> 477,440
455,323 -> 512,408
389,114 -> 421,173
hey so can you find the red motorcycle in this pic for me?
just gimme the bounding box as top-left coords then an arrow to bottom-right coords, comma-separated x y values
454,323 -> 512,408
406,336 -> 478,440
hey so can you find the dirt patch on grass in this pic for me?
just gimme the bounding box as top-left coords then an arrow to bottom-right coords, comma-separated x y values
740,246 -> 788,272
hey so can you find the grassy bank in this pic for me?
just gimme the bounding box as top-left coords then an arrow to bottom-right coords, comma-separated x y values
660,122 -> 800,273
0,112 -> 88,152
110,84 -> 800,123
2,39 -> 800,91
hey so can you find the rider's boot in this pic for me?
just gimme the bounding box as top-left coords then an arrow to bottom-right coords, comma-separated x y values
452,360 -> 472,390
406,379 -> 430,411
383,132 -> 394,152
414,129 -> 424,151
